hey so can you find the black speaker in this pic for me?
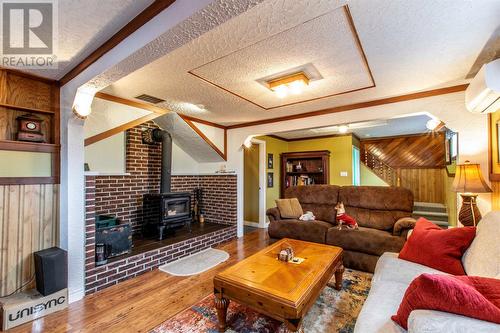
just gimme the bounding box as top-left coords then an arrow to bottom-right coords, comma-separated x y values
34,247 -> 67,296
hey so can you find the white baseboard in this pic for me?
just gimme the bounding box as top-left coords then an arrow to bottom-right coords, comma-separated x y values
244,221 -> 259,227
68,288 -> 85,303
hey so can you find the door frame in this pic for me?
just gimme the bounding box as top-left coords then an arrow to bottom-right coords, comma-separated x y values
243,138 -> 268,229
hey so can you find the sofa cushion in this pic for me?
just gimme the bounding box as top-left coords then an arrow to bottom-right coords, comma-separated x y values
285,185 -> 340,223
326,226 -> 405,257
391,274 -> 500,330
275,198 -> 303,219
463,211 -> 500,278
409,310 -> 500,333
399,218 -> 476,275
354,281 -> 408,333
339,186 -> 413,230
268,219 -> 333,244
373,252 -> 448,287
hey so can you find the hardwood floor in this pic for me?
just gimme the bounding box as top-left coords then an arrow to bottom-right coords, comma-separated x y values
10,229 -> 271,333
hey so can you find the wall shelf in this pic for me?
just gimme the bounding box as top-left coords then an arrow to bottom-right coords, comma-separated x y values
0,140 -> 60,153
280,150 -> 330,197
0,102 -> 55,115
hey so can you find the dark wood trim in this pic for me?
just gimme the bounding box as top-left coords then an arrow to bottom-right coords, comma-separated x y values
95,92 -> 169,114
0,67 -> 58,84
179,114 -> 227,129
343,5 -> 375,88
59,0 -> 176,86
187,5 -> 375,111
0,140 -> 60,153
85,113 -> 161,146
227,84 -> 469,129
282,133 -> 353,142
224,129 -> 227,159
0,177 -> 58,185
0,102 -> 55,115
267,134 -> 289,142
181,117 -> 226,160
488,113 -> 500,181
359,131 -> 443,142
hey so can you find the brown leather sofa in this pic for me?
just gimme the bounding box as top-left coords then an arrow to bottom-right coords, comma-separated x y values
267,185 -> 416,272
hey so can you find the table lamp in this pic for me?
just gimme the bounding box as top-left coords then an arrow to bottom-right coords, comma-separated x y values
452,161 -> 492,226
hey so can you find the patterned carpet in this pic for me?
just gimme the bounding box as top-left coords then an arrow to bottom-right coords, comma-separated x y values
151,269 -> 372,333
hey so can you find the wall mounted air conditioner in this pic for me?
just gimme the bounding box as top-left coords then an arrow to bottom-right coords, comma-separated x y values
465,58 -> 500,114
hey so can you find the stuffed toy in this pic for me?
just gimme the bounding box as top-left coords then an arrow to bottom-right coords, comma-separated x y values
299,211 -> 315,221
335,202 -> 358,229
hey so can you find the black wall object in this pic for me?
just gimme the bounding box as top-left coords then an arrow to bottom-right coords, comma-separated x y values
34,247 -> 68,296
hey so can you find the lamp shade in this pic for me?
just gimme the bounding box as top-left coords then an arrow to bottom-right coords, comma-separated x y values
452,162 -> 492,193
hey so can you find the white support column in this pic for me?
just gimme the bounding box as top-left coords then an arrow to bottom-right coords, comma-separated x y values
59,85 -> 86,302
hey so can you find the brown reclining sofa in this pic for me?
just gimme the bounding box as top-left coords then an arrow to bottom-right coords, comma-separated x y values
267,185 -> 416,272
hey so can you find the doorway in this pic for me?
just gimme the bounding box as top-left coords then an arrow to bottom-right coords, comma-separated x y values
243,138 -> 267,231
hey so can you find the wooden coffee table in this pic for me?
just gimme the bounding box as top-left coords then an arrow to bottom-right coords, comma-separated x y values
213,238 -> 344,332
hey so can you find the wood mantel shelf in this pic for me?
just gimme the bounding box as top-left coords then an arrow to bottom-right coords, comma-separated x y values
0,140 -> 60,153
0,102 -> 55,115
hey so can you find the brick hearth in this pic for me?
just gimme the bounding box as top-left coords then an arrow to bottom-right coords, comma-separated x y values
84,121 -> 237,294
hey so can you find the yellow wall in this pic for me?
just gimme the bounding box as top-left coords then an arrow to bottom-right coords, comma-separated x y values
360,163 -> 389,186
243,143 -> 260,222
0,151 -> 51,177
256,135 -> 355,210
256,136 -> 288,210
288,135 -> 354,186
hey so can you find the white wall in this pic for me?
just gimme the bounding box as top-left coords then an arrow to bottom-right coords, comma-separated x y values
225,91 -> 491,237
191,121 -> 225,152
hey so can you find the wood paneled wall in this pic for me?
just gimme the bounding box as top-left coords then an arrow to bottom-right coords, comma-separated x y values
396,168 -> 446,203
361,132 -> 446,168
0,184 -> 59,296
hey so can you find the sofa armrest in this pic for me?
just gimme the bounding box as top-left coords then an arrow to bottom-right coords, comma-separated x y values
408,309 -> 500,333
393,217 -> 417,236
266,207 -> 281,222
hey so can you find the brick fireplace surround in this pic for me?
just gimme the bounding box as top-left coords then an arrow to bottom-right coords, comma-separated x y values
84,121 -> 237,294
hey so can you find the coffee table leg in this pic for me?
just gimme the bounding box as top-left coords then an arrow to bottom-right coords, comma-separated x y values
284,318 -> 303,333
214,291 -> 229,332
334,263 -> 344,291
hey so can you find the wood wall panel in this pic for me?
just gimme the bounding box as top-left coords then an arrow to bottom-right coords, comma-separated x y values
0,183 -> 59,296
361,132 -> 446,168
491,181 -> 500,210
390,168 -> 446,203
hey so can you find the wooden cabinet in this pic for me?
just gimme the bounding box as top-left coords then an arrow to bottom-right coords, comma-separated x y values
0,69 -> 60,184
280,150 -> 330,197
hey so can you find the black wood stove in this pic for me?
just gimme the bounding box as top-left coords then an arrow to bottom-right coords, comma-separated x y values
142,129 -> 192,240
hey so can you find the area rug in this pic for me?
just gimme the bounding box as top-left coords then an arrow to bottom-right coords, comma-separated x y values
158,248 -> 230,276
151,269 -> 372,333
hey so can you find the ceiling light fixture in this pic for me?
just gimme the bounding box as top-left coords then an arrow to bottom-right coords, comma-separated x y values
338,125 -> 349,134
72,88 -> 96,119
267,72 -> 310,98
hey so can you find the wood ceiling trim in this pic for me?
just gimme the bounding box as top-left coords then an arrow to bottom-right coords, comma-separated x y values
94,92 -> 227,159
95,92 -> 170,114
188,5 -> 375,111
59,0 -> 176,86
227,84 -> 469,129
84,113 -> 160,146
180,117 -> 227,161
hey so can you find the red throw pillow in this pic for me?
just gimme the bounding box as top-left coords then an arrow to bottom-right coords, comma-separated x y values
398,218 -> 475,275
392,273 -> 500,329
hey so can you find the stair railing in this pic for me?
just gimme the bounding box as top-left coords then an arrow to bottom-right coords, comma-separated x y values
362,150 -> 400,186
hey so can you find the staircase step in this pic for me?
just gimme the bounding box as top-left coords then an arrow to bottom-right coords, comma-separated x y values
413,202 -> 447,213
412,211 -> 449,222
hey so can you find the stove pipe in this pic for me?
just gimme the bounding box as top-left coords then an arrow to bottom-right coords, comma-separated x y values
152,129 -> 172,193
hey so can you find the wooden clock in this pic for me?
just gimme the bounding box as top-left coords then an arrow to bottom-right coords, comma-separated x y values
16,114 -> 45,142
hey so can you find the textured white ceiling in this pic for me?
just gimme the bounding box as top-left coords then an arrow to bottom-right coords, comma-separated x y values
154,113 -> 224,163
101,0 -> 500,126
190,7 -> 372,109
24,0 -> 155,80
273,114 -> 433,140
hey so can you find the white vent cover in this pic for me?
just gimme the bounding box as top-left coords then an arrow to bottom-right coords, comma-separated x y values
465,59 -> 500,114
